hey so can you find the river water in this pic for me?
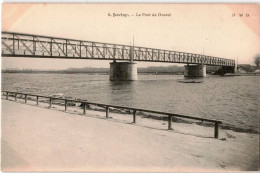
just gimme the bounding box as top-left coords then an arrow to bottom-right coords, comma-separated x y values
2,73 -> 259,133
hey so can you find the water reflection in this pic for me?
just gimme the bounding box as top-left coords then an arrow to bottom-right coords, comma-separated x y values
109,81 -> 136,90
176,77 -> 205,83
183,77 -> 205,80
108,81 -> 137,107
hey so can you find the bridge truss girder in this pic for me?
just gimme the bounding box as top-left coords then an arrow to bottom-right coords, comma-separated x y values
1,31 -> 235,66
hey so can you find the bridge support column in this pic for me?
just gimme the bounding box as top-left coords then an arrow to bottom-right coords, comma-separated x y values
109,61 -> 138,81
184,64 -> 206,78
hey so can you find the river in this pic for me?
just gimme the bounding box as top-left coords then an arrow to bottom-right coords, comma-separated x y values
2,73 -> 259,133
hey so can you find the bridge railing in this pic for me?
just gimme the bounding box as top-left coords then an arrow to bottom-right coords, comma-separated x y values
2,90 -> 222,139
132,46 -> 236,66
1,31 -> 132,60
2,31 -> 235,66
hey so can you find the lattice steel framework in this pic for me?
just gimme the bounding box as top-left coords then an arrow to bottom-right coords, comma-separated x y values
2,31 -> 235,66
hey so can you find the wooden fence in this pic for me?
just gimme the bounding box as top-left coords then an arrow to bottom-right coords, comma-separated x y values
2,90 -> 222,138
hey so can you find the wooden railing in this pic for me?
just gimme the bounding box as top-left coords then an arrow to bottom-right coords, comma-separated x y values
2,90 -> 222,138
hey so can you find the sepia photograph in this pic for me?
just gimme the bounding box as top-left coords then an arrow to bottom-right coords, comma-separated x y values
1,2 -> 260,172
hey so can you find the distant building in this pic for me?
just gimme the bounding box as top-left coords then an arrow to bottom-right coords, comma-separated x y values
237,64 -> 255,73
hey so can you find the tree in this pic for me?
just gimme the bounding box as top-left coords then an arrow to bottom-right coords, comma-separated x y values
254,55 -> 260,67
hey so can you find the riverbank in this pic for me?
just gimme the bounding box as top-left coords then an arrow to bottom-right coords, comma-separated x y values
1,99 -> 259,172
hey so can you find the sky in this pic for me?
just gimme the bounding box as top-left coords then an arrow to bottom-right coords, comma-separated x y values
2,3 -> 260,70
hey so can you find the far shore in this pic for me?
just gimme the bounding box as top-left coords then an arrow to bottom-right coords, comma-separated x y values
1,71 -> 183,75
2,71 -> 260,76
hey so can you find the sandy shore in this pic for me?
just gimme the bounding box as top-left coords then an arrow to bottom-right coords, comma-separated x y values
1,98 -> 259,172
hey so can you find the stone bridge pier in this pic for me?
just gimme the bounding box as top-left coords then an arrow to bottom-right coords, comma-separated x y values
184,64 -> 206,78
109,61 -> 138,81
109,46 -> 138,81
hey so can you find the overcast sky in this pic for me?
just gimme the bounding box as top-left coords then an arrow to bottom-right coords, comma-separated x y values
2,4 -> 260,69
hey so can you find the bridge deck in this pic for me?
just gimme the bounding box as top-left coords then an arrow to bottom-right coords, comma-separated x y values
2,31 -> 235,66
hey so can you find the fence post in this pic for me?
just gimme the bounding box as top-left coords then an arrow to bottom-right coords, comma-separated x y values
106,106 -> 109,118
214,123 -> 219,139
133,110 -> 136,123
168,115 -> 173,130
36,96 -> 39,105
65,100 -> 68,111
25,94 -> 27,103
83,103 -> 86,114
15,93 -> 17,101
6,92 -> 8,100
49,98 -> 52,108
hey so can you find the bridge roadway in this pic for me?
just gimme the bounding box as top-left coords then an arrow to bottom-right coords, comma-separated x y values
2,31 -> 235,67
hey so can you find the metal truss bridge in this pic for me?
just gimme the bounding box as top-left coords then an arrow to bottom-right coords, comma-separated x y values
2,31 -> 235,66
